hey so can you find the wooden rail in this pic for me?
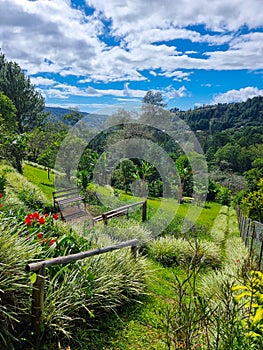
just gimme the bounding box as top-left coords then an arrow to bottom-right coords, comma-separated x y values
26,239 -> 140,342
92,200 -> 147,226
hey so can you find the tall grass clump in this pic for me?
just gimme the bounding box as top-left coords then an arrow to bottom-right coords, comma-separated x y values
93,218 -> 153,245
5,170 -> 48,210
0,214 -> 39,348
210,205 -> 229,247
147,236 -> 222,269
41,247 -> 151,345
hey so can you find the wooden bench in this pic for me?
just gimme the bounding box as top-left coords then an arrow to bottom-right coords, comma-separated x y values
92,200 -> 147,226
52,187 -> 87,221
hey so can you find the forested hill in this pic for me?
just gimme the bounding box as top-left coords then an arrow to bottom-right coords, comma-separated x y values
177,96 -> 263,132
45,106 -> 109,128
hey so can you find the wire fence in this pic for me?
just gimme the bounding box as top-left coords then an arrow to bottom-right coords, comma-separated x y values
237,206 -> 263,271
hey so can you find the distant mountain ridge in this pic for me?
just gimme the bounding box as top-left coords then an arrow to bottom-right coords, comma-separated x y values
45,106 -> 109,128
45,95 -> 263,132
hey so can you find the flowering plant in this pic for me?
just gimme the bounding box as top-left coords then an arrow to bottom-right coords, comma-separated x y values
24,211 -> 60,248
0,193 -> 3,209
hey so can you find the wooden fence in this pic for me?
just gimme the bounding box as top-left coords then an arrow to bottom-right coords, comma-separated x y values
92,200 -> 147,226
26,238 -> 140,344
236,206 -> 263,270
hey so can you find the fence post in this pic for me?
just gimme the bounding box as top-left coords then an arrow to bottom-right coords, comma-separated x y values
31,264 -> 46,344
249,222 -> 255,257
258,239 -> 263,271
245,218 -> 251,246
142,201 -> 147,222
102,213 -> 108,225
131,245 -> 138,259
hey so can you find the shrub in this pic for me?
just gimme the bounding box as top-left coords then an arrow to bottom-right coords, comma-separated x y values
42,246 -> 151,339
147,236 -> 222,268
210,206 -> 229,247
4,170 -> 48,210
216,186 -> 231,205
0,214 -> 39,347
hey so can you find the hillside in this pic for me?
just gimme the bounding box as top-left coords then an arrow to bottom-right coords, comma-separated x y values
177,95 -> 263,132
45,106 -> 109,129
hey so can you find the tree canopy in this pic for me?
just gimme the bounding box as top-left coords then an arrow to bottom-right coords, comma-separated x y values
0,52 -> 46,134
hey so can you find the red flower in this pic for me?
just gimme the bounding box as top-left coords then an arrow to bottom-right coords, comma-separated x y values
52,213 -> 59,220
0,193 -> 3,198
25,217 -> 32,226
38,217 -> 45,225
44,213 -> 49,217
37,233 -> 43,239
49,237 -> 58,246
0,203 -> 2,208
32,212 -> 40,220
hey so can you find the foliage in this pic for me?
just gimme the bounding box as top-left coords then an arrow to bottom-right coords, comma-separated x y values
0,91 -> 17,132
112,158 -> 137,193
180,96 -> 263,132
175,154 -> 193,203
0,213 -> 39,347
216,185 -> 231,205
241,178 -> 263,222
0,52 -> 46,134
142,90 -> 166,107
233,270 -> 263,347
147,236 -> 222,269
2,165 -> 48,210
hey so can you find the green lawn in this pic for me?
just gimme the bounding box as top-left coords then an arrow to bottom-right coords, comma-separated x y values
119,192 -> 221,231
23,163 -> 55,203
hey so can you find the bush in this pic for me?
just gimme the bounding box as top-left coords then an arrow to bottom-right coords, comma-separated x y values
0,214 -> 39,347
4,170 -> 48,210
216,186 -> 231,205
147,236 -> 222,268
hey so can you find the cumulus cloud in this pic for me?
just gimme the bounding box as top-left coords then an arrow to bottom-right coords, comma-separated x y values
30,77 -> 56,86
212,86 -> 263,104
1,0 -> 263,109
1,0 -> 263,83
162,86 -> 188,100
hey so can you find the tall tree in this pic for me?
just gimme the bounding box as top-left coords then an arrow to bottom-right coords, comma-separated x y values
176,155 -> 192,203
0,52 -> 46,134
0,52 -> 46,173
0,91 -> 17,133
143,90 -> 166,107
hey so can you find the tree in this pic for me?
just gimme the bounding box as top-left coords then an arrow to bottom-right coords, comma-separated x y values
0,91 -> 17,133
112,159 -> 137,193
0,52 -> 46,134
0,52 -> 46,173
62,108 -> 84,126
143,91 -> 166,107
241,178 -> 263,222
175,155 -> 192,203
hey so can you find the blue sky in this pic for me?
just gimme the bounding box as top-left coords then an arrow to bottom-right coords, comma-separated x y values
1,0 -> 263,113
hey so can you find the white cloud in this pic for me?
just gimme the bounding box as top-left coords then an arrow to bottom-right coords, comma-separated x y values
162,86 -> 187,100
212,86 -> 263,104
30,77 -> 56,86
159,71 -> 192,82
43,82 -> 147,99
87,0 -> 263,33
0,0 -> 263,93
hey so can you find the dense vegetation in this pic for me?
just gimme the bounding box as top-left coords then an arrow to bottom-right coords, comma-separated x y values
0,52 -> 263,349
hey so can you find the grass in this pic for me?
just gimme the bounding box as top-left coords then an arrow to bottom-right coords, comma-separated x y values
23,163 -> 54,203
19,165 -> 250,348
120,192 -> 222,231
